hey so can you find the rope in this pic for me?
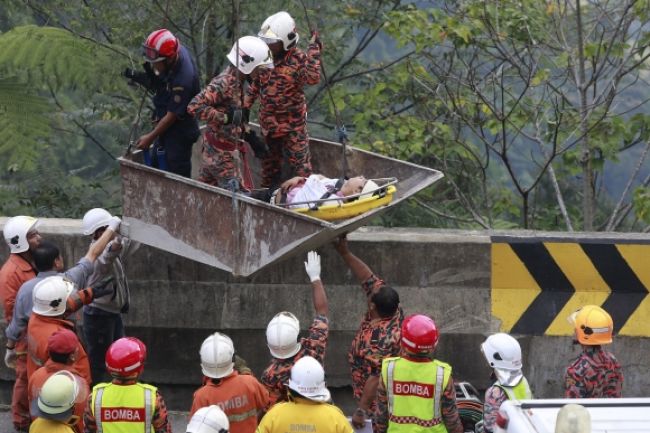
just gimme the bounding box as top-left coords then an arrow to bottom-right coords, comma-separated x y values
298,0 -> 349,178
125,88 -> 148,156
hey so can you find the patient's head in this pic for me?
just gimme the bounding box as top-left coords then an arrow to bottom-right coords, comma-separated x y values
341,176 -> 379,199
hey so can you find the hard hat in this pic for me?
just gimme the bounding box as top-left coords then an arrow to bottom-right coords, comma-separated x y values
227,36 -> 274,75
569,305 -> 613,345
360,179 -> 379,200
266,311 -> 301,359
481,333 -> 524,387
200,332 -> 235,379
555,404 -> 591,433
258,11 -> 299,50
401,314 -> 439,355
32,276 -> 74,317
106,337 -> 147,377
186,405 -> 230,433
143,29 -> 179,63
288,356 -> 331,402
82,208 -> 113,235
31,371 -> 81,422
3,215 -> 39,253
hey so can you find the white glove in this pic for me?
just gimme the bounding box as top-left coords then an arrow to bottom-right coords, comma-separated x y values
304,251 -> 321,282
4,347 -> 17,369
107,216 -> 122,232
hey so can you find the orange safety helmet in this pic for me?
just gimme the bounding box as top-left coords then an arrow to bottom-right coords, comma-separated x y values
106,337 -> 147,377
401,314 -> 439,354
142,29 -> 179,63
569,305 -> 613,345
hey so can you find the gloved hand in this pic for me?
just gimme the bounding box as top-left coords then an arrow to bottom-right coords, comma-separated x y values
91,276 -> 115,299
4,347 -> 17,369
304,251 -> 321,282
244,130 -> 269,159
310,30 -> 323,50
107,216 -> 121,232
225,106 -> 244,126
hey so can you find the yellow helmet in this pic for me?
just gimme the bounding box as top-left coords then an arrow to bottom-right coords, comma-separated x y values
569,305 -> 613,345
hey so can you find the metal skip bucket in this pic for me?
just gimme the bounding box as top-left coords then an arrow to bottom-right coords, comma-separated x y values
119,136 -> 443,276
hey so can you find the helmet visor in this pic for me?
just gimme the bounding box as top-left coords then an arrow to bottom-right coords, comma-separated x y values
142,45 -> 166,63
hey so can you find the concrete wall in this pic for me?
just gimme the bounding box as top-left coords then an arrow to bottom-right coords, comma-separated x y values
1,219 -> 648,412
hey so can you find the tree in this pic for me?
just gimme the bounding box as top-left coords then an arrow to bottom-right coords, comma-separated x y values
346,0 -> 650,231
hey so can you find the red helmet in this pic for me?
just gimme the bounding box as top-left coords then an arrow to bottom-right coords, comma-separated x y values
142,29 -> 179,63
401,314 -> 439,354
106,337 -> 147,377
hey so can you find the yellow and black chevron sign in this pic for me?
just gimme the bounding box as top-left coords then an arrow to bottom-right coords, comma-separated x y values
491,237 -> 650,336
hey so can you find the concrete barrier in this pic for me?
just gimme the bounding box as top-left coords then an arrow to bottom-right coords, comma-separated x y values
0,219 -> 648,412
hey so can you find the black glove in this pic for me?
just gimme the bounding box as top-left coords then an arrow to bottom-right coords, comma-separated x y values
245,130 -> 269,159
123,63 -> 160,91
91,276 -> 115,299
225,106 -> 244,126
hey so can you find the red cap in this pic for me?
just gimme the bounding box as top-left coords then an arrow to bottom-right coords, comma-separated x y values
47,329 -> 78,355
401,314 -> 439,354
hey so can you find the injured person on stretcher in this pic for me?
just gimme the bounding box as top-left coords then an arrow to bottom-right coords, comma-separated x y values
271,174 -> 379,208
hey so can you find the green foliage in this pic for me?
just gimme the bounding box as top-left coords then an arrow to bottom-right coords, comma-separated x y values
633,186 -> 650,224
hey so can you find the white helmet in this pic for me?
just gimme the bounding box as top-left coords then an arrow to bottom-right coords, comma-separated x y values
32,371 -> 86,422
481,333 -> 524,387
258,11 -> 299,50
555,404 -> 591,433
266,312 -> 301,359
3,216 -> 39,253
82,208 -> 112,235
186,405 -> 229,433
360,180 -> 379,200
32,276 -> 74,317
288,356 -> 330,402
226,36 -> 274,75
200,332 -> 235,379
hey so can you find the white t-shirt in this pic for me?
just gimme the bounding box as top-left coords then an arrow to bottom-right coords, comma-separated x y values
287,175 -> 345,208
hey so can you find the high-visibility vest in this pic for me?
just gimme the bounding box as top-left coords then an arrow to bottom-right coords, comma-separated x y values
90,382 -> 157,433
381,356 -> 452,433
495,376 -> 533,400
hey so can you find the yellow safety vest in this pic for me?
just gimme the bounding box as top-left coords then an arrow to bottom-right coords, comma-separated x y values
381,356 -> 452,433
90,382 -> 157,433
495,376 -> 533,400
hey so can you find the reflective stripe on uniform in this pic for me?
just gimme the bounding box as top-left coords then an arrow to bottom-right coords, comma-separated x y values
433,365 -> 444,419
95,388 -> 105,433
144,388 -> 152,433
386,359 -> 397,413
227,408 -> 258,423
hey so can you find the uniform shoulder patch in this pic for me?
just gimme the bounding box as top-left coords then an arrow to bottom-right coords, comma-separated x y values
173,94 -> 182,103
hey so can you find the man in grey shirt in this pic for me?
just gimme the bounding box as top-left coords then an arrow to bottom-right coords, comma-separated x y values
4,217 -> 120,368
81,208 -> 139,385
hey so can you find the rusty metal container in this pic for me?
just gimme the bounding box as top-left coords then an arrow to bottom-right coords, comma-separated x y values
119,136 -> 443,276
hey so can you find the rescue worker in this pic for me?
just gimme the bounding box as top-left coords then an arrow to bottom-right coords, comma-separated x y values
187,405 -> 230,433
28,330 -> 89,433
29,371 -> 88,433
26,276 -> 94,385
83,337 -> 171,433
190,332 -> 269,433
245,11 -> 322,189
1,216 -> 41,432
564,305 -> 623,398
81,208 -> 137,385
333,235 -> 403,429
480,333 -> 532,433
376,314 -> 464,433
255,356 -> 352,433
133,28 -> 200,178
187,36 -> 273,190
261,251 -> 329,404
7,217 -> 120,370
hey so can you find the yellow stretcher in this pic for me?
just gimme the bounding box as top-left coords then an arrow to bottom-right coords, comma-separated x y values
291,181 -> 397,221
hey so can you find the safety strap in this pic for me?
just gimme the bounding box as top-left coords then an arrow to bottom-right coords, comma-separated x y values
386,359 -> 397,414
95,388 -> 104,433
144,388 -> 153,433
433,365 -> 444,419
309,177 -> 346,211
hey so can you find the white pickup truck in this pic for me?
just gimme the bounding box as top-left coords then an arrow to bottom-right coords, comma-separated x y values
493,398 -> 650,433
